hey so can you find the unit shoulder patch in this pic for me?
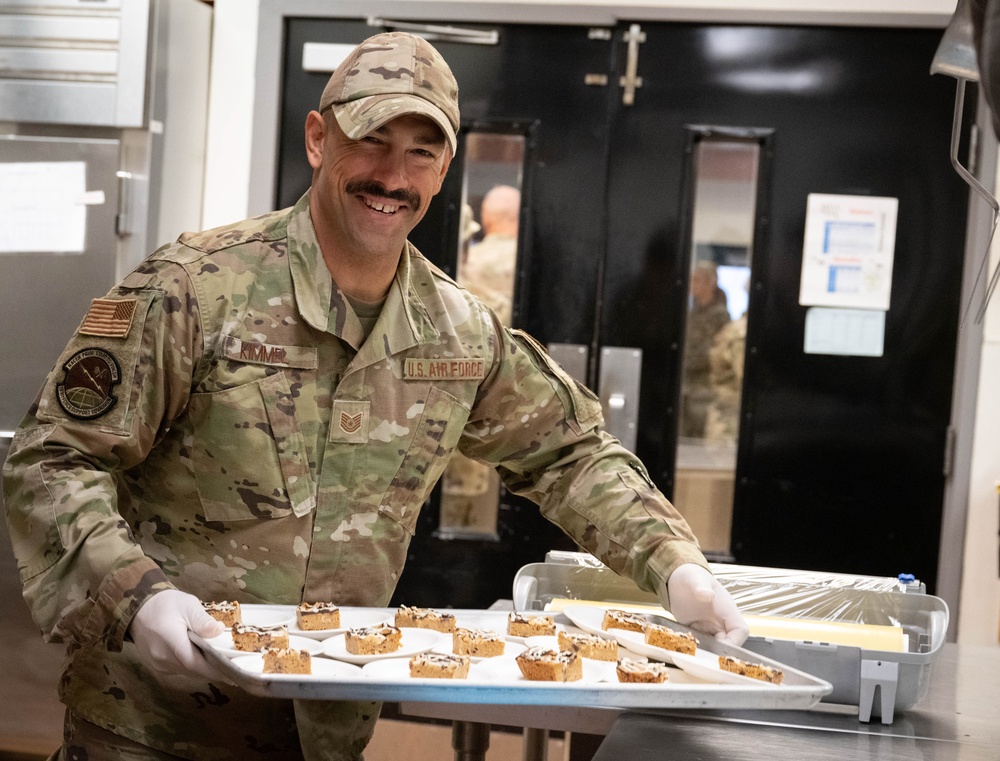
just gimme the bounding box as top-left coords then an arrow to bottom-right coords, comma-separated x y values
56,347 -> 121,419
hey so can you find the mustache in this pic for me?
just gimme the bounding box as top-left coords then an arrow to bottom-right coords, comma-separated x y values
345,180 -> 420,212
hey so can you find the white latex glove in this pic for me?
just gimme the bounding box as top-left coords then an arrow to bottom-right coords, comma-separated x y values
129,588 -> 230,683
663,563 -> 749,646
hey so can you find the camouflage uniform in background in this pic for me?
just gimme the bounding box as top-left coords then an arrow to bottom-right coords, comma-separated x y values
680,299 -> 731,438
705,314 -> 748,441
459,233 -> 517,326
3,192 -> 706,759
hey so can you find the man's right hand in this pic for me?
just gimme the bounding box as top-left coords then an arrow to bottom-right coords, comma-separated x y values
129,588 -> 230,683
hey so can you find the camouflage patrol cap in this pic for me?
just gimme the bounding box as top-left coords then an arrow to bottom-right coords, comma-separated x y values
320,32 -> 459,154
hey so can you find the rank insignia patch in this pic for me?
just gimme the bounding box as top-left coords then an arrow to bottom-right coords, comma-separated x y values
340,412 -> 363,434
79,298 -> 137,338
329,400 -> 370,444
56,348 -> 121,419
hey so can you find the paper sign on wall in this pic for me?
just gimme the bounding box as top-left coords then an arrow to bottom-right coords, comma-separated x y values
0,161 -> 88,253
798,193 -> 898,311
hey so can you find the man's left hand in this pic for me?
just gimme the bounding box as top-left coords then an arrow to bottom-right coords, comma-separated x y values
662,563 -> 749,646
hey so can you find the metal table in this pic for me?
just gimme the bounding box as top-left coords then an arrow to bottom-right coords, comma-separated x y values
590,643 -> 999,761
403,643 -> 998,761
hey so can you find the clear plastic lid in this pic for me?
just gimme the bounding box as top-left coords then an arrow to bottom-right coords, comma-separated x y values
515,552 -> 935,629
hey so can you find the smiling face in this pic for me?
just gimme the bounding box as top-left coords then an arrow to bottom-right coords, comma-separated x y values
305,110 -> 452,264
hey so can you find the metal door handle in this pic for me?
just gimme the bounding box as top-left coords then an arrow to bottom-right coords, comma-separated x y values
606,393 -> 629,447
619,24 -> 646,105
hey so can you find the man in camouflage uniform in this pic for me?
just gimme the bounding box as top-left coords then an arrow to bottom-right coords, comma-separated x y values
3,32 -> 747,761
705,313 -> 748,441
680,261 -> 731,439
459,184 -> 521,325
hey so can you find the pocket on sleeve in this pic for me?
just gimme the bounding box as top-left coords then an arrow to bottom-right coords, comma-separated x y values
188,371 -> 315,522
509,328 -> 603,435
3,426 -> 64,581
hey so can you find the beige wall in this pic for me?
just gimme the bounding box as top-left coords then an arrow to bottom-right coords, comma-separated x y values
960,154 -> 1000,645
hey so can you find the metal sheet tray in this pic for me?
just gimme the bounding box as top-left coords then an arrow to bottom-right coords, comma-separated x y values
191,606 -> 831,711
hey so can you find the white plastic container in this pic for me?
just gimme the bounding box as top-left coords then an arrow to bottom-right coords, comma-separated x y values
512,555 -> 948,723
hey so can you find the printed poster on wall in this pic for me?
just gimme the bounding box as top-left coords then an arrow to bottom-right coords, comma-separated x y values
798,193 -> 898,310
0,161 -> 89,253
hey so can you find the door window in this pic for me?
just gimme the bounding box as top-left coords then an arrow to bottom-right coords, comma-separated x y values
675,136 -> 760,555
439,130 -> 526,539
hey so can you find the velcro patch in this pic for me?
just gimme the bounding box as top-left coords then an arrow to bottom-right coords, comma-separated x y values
404,357 -> 485,381
78,298 -> 137,338
56,347 -> 121,419
329,400 -> 370,444
222,335 -> 318,369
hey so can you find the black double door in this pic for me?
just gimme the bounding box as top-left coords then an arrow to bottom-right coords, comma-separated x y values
278,19 -> 970,607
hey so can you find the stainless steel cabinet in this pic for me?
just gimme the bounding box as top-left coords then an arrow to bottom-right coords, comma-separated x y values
0,135 -> 122,438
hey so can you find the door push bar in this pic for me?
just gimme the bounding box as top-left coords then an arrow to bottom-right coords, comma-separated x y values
599,346 -> 642,454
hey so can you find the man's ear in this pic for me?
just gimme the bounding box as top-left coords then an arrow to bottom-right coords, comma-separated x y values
304,111 -> 326,169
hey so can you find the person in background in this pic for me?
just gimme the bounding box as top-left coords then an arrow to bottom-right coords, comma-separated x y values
459,184 -> 521,325
3,32 -> 747,761
458,201 -> 482,260
705,275 -> 751,442
680,260 -> 731,439
705,312 -> 748,442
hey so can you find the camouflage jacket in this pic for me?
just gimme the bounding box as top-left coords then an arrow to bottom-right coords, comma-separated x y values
3,192 -> 706,758
460,234 -> 517,324
683,301 -> 731,388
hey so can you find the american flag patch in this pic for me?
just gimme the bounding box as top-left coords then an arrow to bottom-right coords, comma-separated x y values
79,298 -> 138,338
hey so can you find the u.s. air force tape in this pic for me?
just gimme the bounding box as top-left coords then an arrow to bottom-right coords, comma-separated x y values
403,357 -> 485,381
56,347 -> 121,419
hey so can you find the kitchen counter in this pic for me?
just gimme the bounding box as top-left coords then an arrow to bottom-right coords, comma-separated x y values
591,642 -> 998,761
404,642 -> 998,760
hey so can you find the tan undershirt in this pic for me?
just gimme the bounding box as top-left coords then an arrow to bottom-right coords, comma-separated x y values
345,292 -> 386,343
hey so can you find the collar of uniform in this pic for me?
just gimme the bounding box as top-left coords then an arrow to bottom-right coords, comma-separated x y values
287,191 -> 440,356
288,191 -> 334,334
349,241 -> 441,369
